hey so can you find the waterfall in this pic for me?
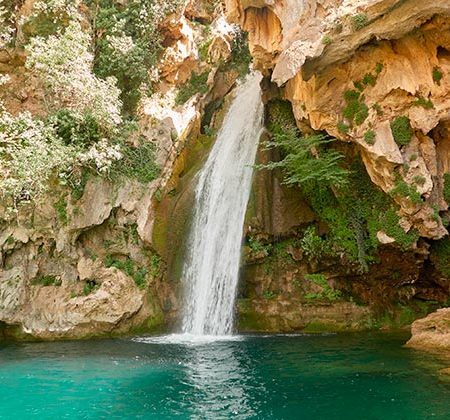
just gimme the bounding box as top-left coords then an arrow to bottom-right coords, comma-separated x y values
181,72 -> 264,336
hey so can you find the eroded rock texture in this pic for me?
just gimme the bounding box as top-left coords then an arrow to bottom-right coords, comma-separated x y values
228,0 -> 450,335
0,0 -> 242,339
229,0 -> 450,239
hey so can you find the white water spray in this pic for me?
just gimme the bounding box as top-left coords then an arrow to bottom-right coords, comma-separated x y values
181,72 -> 264,336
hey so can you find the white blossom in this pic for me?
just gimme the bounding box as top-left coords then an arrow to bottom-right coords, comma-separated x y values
26,21 -> 123,131
106,34 -> 135,55
0,110 -> 75,200
31,0 -> 81,21
78,139 -> 122,174
0,74 -> 11,85
0,5 -> 16,49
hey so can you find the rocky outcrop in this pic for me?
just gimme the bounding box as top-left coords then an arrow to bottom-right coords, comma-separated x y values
229,0 -> 450,241
0,0 -> 242,340
228,0 -> 450,334
407,308 -> 450,351
0,258 -> 148,339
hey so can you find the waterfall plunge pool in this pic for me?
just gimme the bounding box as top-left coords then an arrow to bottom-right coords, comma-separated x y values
1,332 -> 449,419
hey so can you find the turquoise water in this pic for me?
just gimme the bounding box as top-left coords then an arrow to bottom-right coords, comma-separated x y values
0,333 -> 449,419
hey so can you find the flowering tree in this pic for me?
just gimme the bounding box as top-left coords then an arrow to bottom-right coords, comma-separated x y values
26,21 -> 123,131
0,3 -> 16,49
0,109 -> 72,201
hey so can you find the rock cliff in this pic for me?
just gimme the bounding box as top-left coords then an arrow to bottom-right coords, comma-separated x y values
0,0 -> 244,339
1,0 -> 450,341
227,0 -> 450,336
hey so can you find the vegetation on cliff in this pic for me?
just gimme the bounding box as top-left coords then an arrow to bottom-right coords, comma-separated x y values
262,100 -> 419,272
0,1 -> 178,209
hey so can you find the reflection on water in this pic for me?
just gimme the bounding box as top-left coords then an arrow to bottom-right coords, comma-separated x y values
134,334 -> 262,418
1,333 -> 450,419
182,342 -> 260,419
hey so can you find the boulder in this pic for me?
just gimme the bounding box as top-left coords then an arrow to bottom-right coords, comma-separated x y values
406,308 -> 450,351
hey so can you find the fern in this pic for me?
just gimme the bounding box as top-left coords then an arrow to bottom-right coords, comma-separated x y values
262,131 -> 349,189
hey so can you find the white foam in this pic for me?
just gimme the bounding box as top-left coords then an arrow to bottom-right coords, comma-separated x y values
132,333 -> 245,346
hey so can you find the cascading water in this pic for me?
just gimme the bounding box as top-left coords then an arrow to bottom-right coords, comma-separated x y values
181,72 -> 264,336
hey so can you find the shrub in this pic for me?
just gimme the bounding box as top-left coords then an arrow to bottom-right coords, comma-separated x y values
354,103 -> 369,125
247,236 -> 271,254
108,140 -> 160,184
376,208 -> 419,250
390,116 -> 413,146
364,130 -> 376,145
351,14 -> 368,31
342,90 -> 368,126
344,90 -> 361,102
26,21 -> 122,131
304,274 -> 341,301
262,133 -> 349,189
104,255 -> 148,288
264,101 -> 349,189
83,279 -> 98,295
375,63 -> 384,74
32,275 -> 61,286
77,139 -> 122,175
175,71 -> 209,105
0,1 -> 19,48
413,97 -> 434,109
433,67 -> 443,85
0,110 -> 74,202
362,73 -> 376,87
321,35 -> 332,45
50,109 -> 103,148
300,226 -> 330,260
337,122 -> 350,134
353,80 -> 364,92
90,0 -> 183,113
390,180 -> 423,205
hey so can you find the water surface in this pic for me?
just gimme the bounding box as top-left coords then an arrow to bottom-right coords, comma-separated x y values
1,333 -> 449,419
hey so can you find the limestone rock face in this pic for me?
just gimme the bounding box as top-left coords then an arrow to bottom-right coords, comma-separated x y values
230,0 -> 450,240
0,262 -> 145,339
407,308 -> 450,351
0,0 -> 244,340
